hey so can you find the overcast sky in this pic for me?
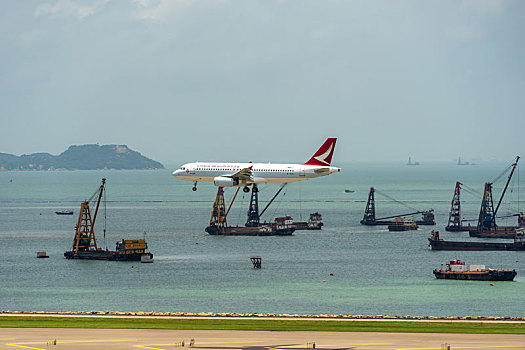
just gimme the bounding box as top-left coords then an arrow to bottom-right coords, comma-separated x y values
1,0 -> 523,165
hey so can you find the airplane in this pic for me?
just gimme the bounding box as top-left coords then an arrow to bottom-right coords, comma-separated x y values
172,138 -> 340,192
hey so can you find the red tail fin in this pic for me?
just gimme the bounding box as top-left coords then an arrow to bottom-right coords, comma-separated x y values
303,138 -> 337,166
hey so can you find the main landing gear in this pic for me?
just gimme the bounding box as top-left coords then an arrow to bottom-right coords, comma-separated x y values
192,181 -> 198,191
243,186 -> 250,193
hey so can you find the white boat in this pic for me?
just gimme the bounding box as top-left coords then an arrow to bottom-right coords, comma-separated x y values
141,253 -> 154,263
56,210 -> 74,215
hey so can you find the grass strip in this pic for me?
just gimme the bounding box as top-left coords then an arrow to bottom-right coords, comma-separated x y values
0,317 -> 524,334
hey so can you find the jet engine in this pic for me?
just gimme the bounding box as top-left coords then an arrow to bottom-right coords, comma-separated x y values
213,176 -> 239,187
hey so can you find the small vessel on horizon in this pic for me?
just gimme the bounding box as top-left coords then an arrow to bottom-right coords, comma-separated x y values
407,157 -> 420,166
433,259 -> 516,281
36,251 -> 49,258
457,157 -> 477,166
56,210 -> 74,215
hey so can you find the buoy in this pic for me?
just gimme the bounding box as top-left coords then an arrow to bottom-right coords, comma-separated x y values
329,273 -> 334,276
131,266 -> 134,268
490,283 -> 494,286
323,280 -> 326,283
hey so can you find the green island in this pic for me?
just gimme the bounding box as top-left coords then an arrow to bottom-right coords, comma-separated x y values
0,144 -> 163,170
1,317 -> 524,334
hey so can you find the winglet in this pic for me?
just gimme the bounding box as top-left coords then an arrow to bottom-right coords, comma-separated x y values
303,138 -> 337,166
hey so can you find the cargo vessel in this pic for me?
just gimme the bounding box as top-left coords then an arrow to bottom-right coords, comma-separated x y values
64,178 -> 153,261
433,260 -> 516,281
428,229 -> 525,251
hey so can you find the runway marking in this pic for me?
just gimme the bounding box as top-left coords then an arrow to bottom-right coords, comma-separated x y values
6,345 -> 46,350
199,341 -> 265,344
276,344 -> 392,347
134,341 -> 265,350
149,341 -> 264,345
396,346 -> 525,350
11,339 -> 137,344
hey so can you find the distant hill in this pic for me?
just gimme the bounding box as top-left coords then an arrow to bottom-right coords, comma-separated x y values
0,145 -> 164,171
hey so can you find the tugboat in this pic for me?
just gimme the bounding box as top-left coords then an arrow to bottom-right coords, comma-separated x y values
64,178 -> 153,261
433,259 -> 517,281
387,217 -> 418,231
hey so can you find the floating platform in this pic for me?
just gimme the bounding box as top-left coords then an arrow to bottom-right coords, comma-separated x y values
428,230 -> 525,251
205,225 -> 294,236
469,226 -> 518,238
292,222 -> 322,230
433,260 -> 516,281
362,218 -> 435,226
445,225 -> 478,232
65,239 -> 152,261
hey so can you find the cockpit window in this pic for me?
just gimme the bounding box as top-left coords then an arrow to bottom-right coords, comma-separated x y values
181,167 -> 185,170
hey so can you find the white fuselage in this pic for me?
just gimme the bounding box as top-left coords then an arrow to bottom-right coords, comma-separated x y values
172,162 -> 340,186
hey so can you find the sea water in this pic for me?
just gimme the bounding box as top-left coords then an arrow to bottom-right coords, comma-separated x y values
0,162 -> 523,317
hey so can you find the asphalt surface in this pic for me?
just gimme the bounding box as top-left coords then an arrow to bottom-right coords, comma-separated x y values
1,328 -> 524,350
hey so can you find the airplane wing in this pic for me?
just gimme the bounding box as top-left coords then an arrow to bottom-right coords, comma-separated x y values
229,166 -> 253,180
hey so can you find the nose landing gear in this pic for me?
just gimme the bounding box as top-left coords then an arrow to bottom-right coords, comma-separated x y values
192,181 -> 198,191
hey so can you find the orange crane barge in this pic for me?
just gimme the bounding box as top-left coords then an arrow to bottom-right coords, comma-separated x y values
64,178 -> 153,261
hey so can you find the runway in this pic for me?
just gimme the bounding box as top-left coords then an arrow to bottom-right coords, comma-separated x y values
1,328 -> 524,350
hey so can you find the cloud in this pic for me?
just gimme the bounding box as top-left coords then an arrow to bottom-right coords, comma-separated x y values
34,0 -> 108,21
131,0 -> 227,21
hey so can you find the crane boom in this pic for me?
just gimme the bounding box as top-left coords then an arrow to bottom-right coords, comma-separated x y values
494,156 -> 520,217
91,178 -> 106,227
376,211 -> 422,221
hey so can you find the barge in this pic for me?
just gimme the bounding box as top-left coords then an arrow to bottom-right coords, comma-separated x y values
64,178 -> 153,261
64,239 -> 152,261
433,260 -> 516,281
428,229 -> 525,251
467,156 -> 521,238
206,216 -> 295,236
469,226 -> 518,239
360,187 -> 435,225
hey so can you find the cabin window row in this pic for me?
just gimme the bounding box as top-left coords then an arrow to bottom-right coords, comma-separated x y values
194,168 -> 291,172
